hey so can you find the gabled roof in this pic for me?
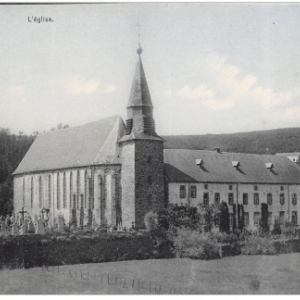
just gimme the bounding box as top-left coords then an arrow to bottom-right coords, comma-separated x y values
164,149 -> 300,184
13,116 -> 125,175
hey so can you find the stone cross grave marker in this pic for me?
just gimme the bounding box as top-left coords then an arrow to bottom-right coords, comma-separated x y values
18,207 -> 27,222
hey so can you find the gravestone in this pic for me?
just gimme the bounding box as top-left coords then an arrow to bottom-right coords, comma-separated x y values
58,215 -> 65,230
36,217 -> 45,234
11,223 -> 19,235
28,221 -> 35,233
20,224 -> 26,235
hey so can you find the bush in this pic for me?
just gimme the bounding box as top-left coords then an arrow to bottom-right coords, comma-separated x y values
242,236 -> 276,255
144,211 -> 158,231
282,227 -> 295,238
260,203 -> 269,234
272,220 -> 282,235
172,228 -> 220,260
219,202 -> 230,234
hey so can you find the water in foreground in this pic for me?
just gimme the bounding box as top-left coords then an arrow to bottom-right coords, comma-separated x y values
0,253 -> 299,294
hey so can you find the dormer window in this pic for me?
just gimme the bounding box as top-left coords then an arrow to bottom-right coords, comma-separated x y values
265,163 -> 274,170
196,159 -> 204,167
232,161 -> 240,168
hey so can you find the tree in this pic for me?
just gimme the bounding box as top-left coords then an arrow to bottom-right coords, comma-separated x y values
219,201 -> 230,234
260,203 -> 269,234
232,203 -> 237,232
238,204 -> 245,231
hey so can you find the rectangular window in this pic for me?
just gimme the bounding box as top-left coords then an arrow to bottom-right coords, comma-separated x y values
180,185 -> 186,198
204,183 -> 208,190
279,211 -> 285,225
203,193 -> 209,205
254,212 -> 260,225
254,193 -> 259,205
214,213 -> 220,226
280,186 -> 284,191
243,193 -> 248,205
267,193 -> 272,205
229,185 -> 233,190
254,185 -> 258,191
292,211 -> 298,225
292,193 -> 297,205
214,193 -> 220,205
244,212 -> 249,226
268,212 -> 273,225
230,213 -> 233,227
280,193 -> 285,205
190,185 -> 197,198
228,193 -> 234,205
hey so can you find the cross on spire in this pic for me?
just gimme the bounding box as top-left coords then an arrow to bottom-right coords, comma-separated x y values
135,20 -> 143,55
135,19 -> 141,45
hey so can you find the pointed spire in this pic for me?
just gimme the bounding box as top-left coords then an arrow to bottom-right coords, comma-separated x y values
127,46 -> 153,109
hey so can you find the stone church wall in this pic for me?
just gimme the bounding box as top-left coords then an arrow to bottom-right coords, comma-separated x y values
134,140 -> 165,228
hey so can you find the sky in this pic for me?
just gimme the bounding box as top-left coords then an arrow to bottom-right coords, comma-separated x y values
1,3 -> 300,136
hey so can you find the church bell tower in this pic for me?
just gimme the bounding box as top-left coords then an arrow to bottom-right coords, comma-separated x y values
119,44 -> 165,229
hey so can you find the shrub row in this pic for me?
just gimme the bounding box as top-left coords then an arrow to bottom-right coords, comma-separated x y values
0,231 -> 173,269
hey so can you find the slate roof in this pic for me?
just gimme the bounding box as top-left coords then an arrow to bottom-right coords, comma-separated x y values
13,116 -> 125,175
127,55 -> 153,108
276,152 -> 300,156
164,149 -> 300,184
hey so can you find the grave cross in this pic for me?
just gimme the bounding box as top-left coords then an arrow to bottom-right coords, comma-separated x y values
40,207 -> 47,219
18,207 -> 27,222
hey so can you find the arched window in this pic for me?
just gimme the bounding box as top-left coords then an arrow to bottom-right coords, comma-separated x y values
85,170 -> 88,208
57,173 -> 60,209
147,155 -> 152,164
70,172 -> 73,208
31,177 -> 34,208
23,177 -> 25,207
39,176 -> 43,209
147,194 -> 152,206
77,171 -> 80,208
48,175 -> 52,208
63,172 -> 66,208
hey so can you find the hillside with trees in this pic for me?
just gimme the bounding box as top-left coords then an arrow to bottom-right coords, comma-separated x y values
163,127 -> 300,154
0,129 -> 35,215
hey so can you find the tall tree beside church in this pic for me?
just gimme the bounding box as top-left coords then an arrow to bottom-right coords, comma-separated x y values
0,128 -> 35,215
260,203 -> 269,234
232,203 -> 237,232
219,201 -> 230,234
238,204 -> 245,231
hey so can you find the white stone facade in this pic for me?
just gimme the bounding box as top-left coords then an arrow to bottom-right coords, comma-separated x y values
168,182 -> 300,231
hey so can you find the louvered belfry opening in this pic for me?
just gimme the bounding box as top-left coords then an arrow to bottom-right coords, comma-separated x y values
143,116 -> 155,135
125,118 -> 133,135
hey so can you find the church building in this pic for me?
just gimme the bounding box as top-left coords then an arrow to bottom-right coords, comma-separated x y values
13,45 -> 300,231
